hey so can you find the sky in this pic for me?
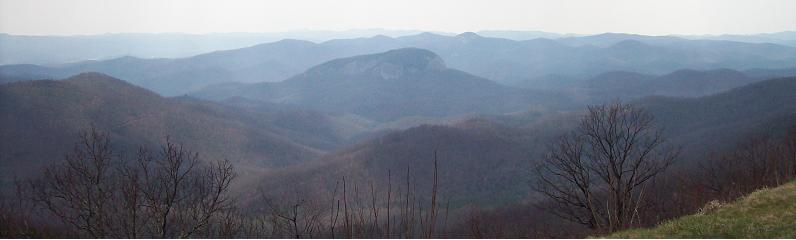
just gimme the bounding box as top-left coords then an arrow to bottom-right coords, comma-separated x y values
1,0 -> 795,36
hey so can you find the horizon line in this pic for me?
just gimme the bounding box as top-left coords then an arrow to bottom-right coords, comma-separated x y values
2,29 -> 795,38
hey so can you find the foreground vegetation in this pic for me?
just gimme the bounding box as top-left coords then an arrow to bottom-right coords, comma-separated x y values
2,101 -> 794,238
609,180 -> 796,238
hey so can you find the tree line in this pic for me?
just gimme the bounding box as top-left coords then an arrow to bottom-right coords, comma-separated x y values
2,101 -> 795,238
0,129 -> 449,238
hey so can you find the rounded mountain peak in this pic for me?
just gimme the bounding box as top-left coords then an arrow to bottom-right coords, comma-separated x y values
374,48 -> 446,70
305,48 -> 446,79
457,32 -> 481,38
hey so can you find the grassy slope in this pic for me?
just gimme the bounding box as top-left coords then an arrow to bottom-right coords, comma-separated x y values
608,180 -> 796,238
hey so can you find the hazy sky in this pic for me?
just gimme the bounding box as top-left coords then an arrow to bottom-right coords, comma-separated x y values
1,0 -> 795,36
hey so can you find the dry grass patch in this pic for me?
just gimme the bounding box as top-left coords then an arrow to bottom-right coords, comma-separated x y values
606,180 -> 796,238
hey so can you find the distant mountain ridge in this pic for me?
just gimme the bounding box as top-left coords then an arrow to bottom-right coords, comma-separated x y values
516,67 -> 796,102
0,30 -> 435,65
3,31 -> 794,66
5,32 -> 796,95
0,39 -> 360,95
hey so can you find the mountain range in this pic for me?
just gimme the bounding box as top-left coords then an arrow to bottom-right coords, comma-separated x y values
3,31 -> 795,65
4,32 -> 796,95
2,30 -> 796,231
0,30 -> 433,65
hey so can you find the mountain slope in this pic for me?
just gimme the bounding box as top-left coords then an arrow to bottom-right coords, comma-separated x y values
250,77 -> 796,205
588,68 -> 760,100
609,179 -> 796,238
253,118 -> 560,205
637,77 -> 796,155
649,68 -> 753,97
193,48 -> 565,121
0,73 -> 323,184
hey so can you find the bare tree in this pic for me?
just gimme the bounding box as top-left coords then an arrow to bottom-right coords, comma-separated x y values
535,102 -> 676,232
132,138 -> 237,238
261,191 -> 328,239
29,129 -> 117,237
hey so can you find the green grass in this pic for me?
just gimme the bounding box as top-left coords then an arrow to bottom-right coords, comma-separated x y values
607,180 -> 796,238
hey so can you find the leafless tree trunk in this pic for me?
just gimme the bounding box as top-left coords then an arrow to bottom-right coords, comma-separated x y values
342,177 -> 351,238
369,180 -> 378,235
425,151 -> 439,238
385,170 -> 391,238
329,180 -> 340,238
